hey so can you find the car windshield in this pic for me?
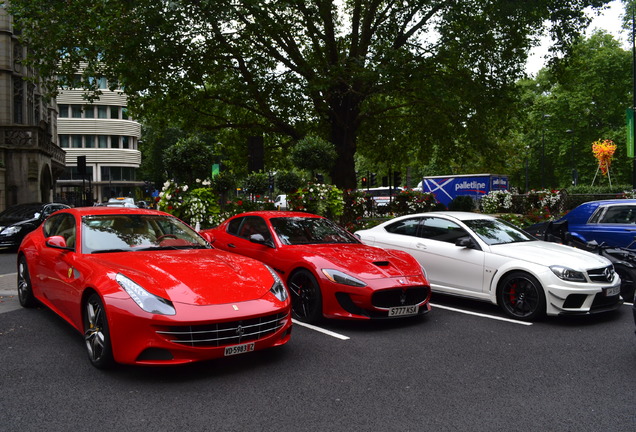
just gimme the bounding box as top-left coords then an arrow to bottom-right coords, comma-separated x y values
0,204 -> 43,222
270,217 -> 359,245
81,214 -> 210,253
463,218 -> 536,246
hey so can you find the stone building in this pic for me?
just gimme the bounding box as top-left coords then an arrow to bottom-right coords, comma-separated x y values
0,5 -> 65,212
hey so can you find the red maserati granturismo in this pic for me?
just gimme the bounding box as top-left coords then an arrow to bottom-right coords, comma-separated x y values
17,207 -> 292,368
202,211 -> 431,323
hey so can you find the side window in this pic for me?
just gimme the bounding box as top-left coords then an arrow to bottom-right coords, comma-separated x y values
238,216 -> 271,241
419,217 -> 467,244
43,214 -> 76,248
384,218 -> 421,237
227,217 -> 244,236
598,206 -> 636,224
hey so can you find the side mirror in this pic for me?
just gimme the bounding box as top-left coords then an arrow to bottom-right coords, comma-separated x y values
249,233 -> 274,248
201,231 -> 215,244
46,235 -> 72,250
455,236 -> 475,249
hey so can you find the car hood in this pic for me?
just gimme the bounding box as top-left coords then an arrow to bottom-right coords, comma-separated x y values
87,249 -> 273,306
288,243 -> 421,279
490,241 -> 611,269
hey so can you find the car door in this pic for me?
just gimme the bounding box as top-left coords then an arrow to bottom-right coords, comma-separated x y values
411,216 -> 487,297
36,213 -> 82,323
224,216 -> 276,265
577,204 -> 636,248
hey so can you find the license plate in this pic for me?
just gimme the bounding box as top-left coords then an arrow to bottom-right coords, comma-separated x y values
388,305 -> 419,317
224,342 -> 255,356
604,286 -> 620,297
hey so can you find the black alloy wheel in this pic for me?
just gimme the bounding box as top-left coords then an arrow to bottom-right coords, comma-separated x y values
17,256 -> 37,308
614,264 -> 636,303
83,293 -> 114,369
287,269 -> 323,323
498,271 -> 546,321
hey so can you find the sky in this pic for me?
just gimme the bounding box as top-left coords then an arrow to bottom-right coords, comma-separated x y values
526,0 -> 628,75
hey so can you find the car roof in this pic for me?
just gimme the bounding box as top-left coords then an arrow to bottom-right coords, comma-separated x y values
56,206 -> 169,217
396,211 -> 495,221
229,211 -> 324,220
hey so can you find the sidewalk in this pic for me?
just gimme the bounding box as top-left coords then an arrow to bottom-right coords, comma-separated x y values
0,273 -> 20,314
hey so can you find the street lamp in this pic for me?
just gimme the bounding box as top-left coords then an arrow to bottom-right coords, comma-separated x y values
541,114 -> 551,188
566,129 -> 577,186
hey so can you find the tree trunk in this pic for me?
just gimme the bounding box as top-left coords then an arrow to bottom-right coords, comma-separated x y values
327,91 -> 361,190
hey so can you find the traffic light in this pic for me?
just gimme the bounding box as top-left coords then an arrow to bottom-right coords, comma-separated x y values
361,176 -> 367,187
370,173 -> 377,186
393,171 -> 401,188
382,176 -> 388,187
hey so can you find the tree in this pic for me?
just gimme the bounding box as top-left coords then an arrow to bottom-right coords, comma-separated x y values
510,31 -> 632,190
7,0 -> 610,189
163,136 -> 216,184
290,135 -> 337,180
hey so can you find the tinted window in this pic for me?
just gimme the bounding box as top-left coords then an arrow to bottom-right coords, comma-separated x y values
236,216 -> 271,242
270,217 -> 357,245
463,218 -> 534,245
597,205 -> 636,224
385,218 -> 421,236
419,217 -> 467,243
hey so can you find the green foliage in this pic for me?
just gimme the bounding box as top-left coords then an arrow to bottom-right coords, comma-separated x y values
288,183 -> 344,219
211,171 -> 237,198
163,136 -> 216,184
7,0 -> 606,190
448,196 -> 476,212
182,187 -> 221,227
290,136 -> 337,176
480,190 -> 514,214
243,172 -> 270,196
389,190 -> 439,215
276,170 -> 304,193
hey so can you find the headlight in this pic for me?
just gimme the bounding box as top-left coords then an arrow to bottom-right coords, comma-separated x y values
321,269 -> 366,287
0,225 -> 21,236
266,266 -> 288,301
116,273 -> 176,315
550,265 -> 587,282
419,264 -> 428,280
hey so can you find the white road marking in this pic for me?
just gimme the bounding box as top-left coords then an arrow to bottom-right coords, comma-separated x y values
292,319 -> 350,340
430,303 -> 534,326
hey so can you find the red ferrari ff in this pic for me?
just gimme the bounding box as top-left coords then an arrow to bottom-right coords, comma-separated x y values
202,211 -> 431,323
17,207 -> 292,368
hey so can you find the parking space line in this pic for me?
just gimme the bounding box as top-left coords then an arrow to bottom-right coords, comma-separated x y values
430,303 -> 533,326
292,319 -> 351,340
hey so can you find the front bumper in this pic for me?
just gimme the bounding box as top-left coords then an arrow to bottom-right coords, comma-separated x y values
542,273 -> 623,316
106,296 -> 292,365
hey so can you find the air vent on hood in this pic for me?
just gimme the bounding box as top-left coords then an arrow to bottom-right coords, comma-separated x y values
373,261 -> 390,267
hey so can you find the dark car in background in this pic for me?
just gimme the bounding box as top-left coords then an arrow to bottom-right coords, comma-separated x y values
0,202 -> 69,250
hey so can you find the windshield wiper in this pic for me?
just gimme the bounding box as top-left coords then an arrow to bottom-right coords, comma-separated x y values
91,249 -> 129,254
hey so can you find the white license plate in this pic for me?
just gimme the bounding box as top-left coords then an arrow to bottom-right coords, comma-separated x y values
224,342 -> 255,356
604,286 -> 620,297
388,305 -> 419,317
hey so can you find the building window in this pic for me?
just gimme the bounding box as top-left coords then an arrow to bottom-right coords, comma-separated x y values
98,77 -> 108,89
98,136 -> 108,148
72,135 -> 82,148
84,105 -> 94,118
72,105 -> 83,118
59,104 -> 69,118
110,135 -> 120,148
110,107 -> 119,119
122,136 -> 129,149
97,106 -> 108,118
101,166 -> 137,181
122,107 -> 129,120
13,77 -> 24,124
59,135 -> 69,148
84,135 -> 95,148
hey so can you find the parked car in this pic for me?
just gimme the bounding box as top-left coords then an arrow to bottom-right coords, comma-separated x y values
0,202 -> 69,250
361,187 -> 403,209
105,197 -> 137,208
355,211 -> 622,321
273,194 -> 287,210
202,211 -> 431,323
17,207 -> 292,368
525,199 -> 636,249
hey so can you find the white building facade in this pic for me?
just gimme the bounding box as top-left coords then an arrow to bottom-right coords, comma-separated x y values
56,78 -> 143,205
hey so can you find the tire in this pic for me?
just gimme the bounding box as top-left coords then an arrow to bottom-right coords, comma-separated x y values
614,264 -> 636,303
83,293 -> 114,369
498,271 -> 546,321
287,269 -> 323,323
17,256 -> 37,308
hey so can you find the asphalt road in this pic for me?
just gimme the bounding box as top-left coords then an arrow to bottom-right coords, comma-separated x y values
0,251 -> 634,432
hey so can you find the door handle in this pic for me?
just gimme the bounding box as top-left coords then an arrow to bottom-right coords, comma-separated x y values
227,243 -> 236,248
415,242 -> 427,250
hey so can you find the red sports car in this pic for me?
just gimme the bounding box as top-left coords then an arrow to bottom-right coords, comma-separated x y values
202,211 -> 431,322
17,207 -> 292,368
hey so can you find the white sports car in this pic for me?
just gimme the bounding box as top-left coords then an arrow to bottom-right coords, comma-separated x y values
355,212 -> 623,321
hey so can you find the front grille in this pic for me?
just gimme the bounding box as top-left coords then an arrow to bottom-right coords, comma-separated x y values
372,286 -> 430,308
157,312 -> 289,347
590,291 -> 621,310
587,265 -> 614,283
